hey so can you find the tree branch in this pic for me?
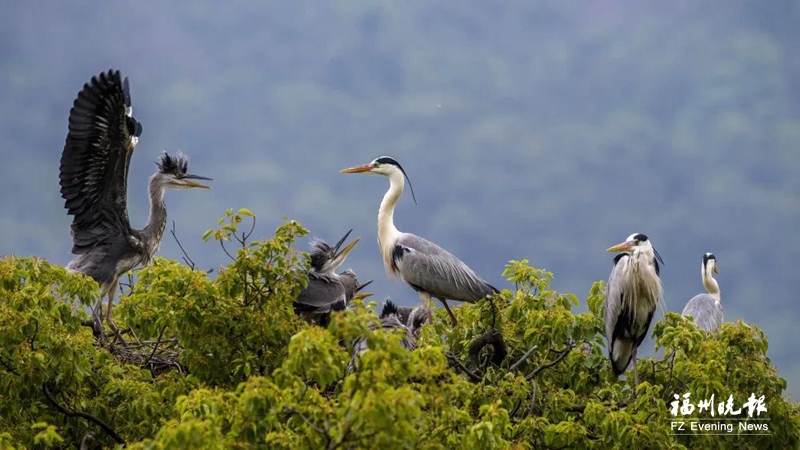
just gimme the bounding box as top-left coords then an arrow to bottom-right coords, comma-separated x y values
170,220 -> 196,270
564,402 -> 628,413
510,345 -> 538,372
42,384 -> 124,445
467,328 -> 507,369
281,408 -> 328,439
144,324 -> 168,369
526,340 -> 575,381
447,353 -> 483,382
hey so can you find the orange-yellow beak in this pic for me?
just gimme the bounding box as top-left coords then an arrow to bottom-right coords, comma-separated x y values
607,241 -> 634,252
340,163 -> 374,174
713,265 -> 720,274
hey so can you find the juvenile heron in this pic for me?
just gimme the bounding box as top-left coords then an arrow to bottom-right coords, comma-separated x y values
294,230 -> 372,326
605,233 -> 664,389
347,299 -> 416,373
341,156 -> 497,326
59,70 -> 211,338
682,253 -> 722,332
395,304 -> 430,337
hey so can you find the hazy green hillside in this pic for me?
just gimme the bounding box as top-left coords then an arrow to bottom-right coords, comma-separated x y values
1,1 -> 798,396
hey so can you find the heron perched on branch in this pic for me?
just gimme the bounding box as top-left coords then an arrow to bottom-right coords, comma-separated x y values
294,230 -> 372,326
682,253 -> 723,332
605,233 -> 664,389
341,156 -> 497,326
348,299 -> 416,373
59,70 -> 211,338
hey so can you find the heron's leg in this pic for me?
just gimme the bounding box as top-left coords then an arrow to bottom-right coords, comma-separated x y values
106,278 -> 126,346
632,346 -> 639,392
92,290 -> 105,326
418,291 -> 435,324
438,298 -> 458,327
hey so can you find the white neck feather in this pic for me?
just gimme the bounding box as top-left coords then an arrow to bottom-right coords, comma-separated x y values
378,170 -> 403,277
621,249 -> 663,312
702,264 -> 721,301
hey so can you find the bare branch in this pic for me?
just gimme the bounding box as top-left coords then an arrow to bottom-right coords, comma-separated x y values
564,402 -> 628,413
220,240 -> 236,261
144,325 -> 168,368
526,378 -> 538,417
510,345 -> 538,372
526,340 -> 575,381
281,408 -> 329,441
170,220 -> 197,269
42,384 -> 124,445
446,353 -> 483,382
467,328 -> 507,370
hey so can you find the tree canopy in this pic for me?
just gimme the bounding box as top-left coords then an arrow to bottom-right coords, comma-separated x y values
1,210 -> 797,449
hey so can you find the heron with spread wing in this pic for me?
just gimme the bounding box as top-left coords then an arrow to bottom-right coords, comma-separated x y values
59,70 -> 211,338
682,253 -> 723,332
605,233 -> 664,390
341,156 -> 497,326
294,230 -> 373,326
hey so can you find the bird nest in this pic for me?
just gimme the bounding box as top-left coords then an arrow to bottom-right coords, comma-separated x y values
82,321 -> 185,377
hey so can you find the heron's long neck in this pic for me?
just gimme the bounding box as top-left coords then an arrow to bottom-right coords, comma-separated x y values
378,171 -> 403,275
702,266 -> 721,300
142,176 -> 168,252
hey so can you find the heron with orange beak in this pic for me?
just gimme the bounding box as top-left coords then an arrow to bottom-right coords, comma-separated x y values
604,233 -> 664,391
341,156 -> 497,326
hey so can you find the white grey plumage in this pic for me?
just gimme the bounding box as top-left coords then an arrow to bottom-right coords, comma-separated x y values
341,156 -> 497,326
682,253 -> 723,332
59,70 -> 211,339
605,233 -> 664,389
391,303 -> 430,337
347,300 -> 416,373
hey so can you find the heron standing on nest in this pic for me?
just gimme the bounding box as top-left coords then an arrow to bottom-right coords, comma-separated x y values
59,70 -> 211,340
682,252 -> 723,332
605,233 -> 664,389
341,156 -> 497,326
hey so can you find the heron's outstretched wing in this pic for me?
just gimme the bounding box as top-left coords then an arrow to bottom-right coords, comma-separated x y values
682,294 -> 723,332
393,233 -> 497,302
60,70 -> 142,254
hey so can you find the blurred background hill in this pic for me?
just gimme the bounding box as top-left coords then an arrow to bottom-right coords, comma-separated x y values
1,1 -> 798,397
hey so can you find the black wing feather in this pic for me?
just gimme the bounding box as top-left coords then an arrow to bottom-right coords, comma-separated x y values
59,70 -> 139,254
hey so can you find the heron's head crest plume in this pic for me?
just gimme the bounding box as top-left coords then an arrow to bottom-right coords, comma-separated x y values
703,252 -> 716,265
375,156 -> 418,205
308,238 -> 333,270
156,152 -> 189,176
380,299 -> 400,319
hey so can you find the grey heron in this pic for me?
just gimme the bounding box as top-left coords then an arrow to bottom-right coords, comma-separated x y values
341,156 -> 498,326
59,70 -> 211,339
294,230 -> 372,326
347,299 -> 416,373
605,233 -> 664,389
395,304 -> 430,337
681,253 -> 723,332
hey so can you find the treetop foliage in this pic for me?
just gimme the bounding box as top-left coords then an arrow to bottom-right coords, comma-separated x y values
0,210 -> 797,449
